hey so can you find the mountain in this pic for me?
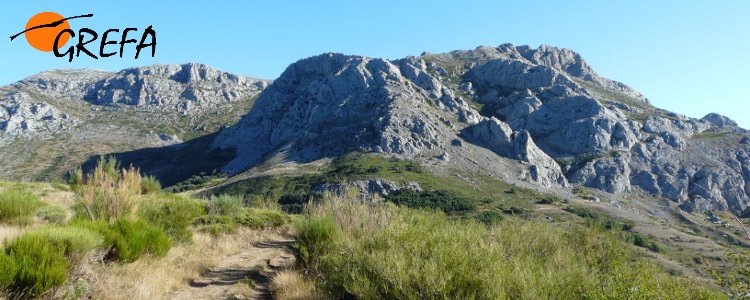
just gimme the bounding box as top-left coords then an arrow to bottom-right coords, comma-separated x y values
213,44 -> 750,214
0,63 -> 268,180
2,44 -> 749,215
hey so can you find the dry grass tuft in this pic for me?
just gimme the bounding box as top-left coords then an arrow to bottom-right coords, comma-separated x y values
270,270 -> 320,300
74,158 -> 142,223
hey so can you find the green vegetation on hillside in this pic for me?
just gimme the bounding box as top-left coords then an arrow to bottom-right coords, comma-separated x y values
0,158 -> 287,298
294,198 -> 723,299
209,153 -> 541,218
0,188 -> 43,225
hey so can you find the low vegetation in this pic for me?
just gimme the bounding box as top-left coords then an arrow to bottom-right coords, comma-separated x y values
0,187 -> 43,225
0,158 -> 288,298
293,197 -> 722,299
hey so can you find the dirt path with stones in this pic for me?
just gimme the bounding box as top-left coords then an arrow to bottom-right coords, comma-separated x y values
170,239 -> 296,300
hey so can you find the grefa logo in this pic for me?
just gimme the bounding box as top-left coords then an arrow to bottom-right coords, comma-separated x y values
9,12 -> 156,62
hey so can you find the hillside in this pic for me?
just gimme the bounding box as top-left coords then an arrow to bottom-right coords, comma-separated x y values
1,44 -> 750,298
0,64 -> 269,181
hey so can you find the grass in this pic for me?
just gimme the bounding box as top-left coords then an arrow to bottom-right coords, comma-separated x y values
72,157 -> 142,223
36,205 -> 68,224
294,197 -> 723,299
270,270 -> 320,300
0,187 -> 44,224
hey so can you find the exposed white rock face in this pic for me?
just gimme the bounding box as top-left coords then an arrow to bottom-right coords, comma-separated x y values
214,53 -> 560,188
702,113 -> 739,130
215,53 -> 464,170
465,117 -> 568,187
415,44 -> 750,213
0,64 -> 269,145
3,44 -> 750,214
84,63 -> 268,111
313,179 -> 423,199
0,91 -> 77,143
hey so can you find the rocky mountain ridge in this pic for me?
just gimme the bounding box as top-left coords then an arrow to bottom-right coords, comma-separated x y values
215,44 -> 749,214
2,44 -> 748,214
0,63 -> 268,179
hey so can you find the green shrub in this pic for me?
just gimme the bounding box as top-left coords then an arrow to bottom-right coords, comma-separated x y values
6,234 -> 70,296
138,194 -> 206,242
475,210 -> 503,225
15,227 -> 103,257
537,195 -> 561,205
74,219 -> 170,262
294,215 -> 337,268
564,205 -> 601,220
385,189 -> 476,214
194,215 -> 238,236
0,252 -> 17,291
140,176 -> 162,194
630,232 -> 662,253
37,206 -> 68,224
235,208 -> 286,229
0,188 -> 43,223
207,195 -> 244,216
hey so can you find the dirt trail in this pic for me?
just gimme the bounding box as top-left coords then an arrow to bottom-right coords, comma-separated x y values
170,239 -> 296,300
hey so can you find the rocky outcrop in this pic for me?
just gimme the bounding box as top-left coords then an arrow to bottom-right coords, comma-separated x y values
214,53 -> 479,172
83,64 -> 268,111
313,179 -> 423,199
466,117 -> 567,187
3,44 -> 749,214
701,113 -> 740,131
0,91 -> 76,142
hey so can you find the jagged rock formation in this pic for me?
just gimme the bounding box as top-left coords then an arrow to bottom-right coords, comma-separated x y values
2,44 -> 748,214
420,44 -> 749,213
213,53 -> 563,188
0,90 -> 76,139
0,64 -> 268,179
216,45 -> 750,214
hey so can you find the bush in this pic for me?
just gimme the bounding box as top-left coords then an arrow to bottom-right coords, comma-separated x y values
207,195 -> 244,216
74,157 -> 142,222
0,187 -> 43,223
475,210 -> 503,225
294,215 -> 337,268
74,219 -> 170,262
5,233 -> 71,296
193,215 -> 238,237
279,194 -> 309,214
15,227 -> 103,257
140,176 -> 162,194
0,252 -> 17,291
235,208 -> 286,229
138,194 -> 205,242
385,189 -> 476,214
630,232 -> 662,253
537,195 -> 561,205
37,206 -> 68,224
564,205 -> 601,220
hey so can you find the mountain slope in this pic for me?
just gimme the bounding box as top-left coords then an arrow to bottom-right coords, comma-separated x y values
0,64 -> 268,180
213,44 -> 749,214
2,44 -> 748,215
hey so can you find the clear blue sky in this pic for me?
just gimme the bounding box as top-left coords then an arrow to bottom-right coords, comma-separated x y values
1,1 -> 749,128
